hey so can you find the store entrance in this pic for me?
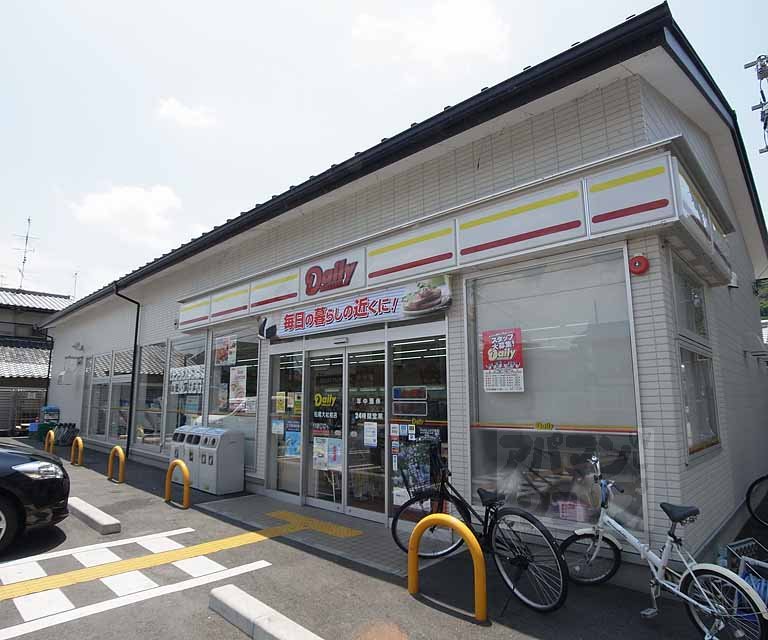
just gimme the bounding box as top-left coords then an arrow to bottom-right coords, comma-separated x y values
305,345 -> 386,520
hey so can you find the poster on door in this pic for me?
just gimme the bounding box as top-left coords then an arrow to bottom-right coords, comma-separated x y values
327,438 -> 343,471
228,366 -> 248,405
213,335 -> 237,366
363,422 -> 378,448
482,328 -> 524,392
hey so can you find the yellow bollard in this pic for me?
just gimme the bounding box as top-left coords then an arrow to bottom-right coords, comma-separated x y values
44,429 -> 55,454
165,459 -> 190,509
70,437 -> 84,466
407,513 -> 487,623
107,445 -> 125,483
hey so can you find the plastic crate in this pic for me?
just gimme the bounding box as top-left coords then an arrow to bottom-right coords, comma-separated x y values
727,538 -> 768,604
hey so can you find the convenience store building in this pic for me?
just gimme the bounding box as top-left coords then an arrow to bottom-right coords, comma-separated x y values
44,4 -> 768,554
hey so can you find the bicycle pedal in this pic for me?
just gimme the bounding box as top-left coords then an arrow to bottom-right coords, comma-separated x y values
640,608 -> 658,619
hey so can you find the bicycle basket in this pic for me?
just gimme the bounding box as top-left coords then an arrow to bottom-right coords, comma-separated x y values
727,538 -> 768,604
399,438 -> 443,499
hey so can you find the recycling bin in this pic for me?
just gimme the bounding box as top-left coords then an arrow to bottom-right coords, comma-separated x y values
197,428 -> 244,495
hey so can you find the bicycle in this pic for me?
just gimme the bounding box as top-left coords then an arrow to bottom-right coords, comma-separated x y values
560,455 -> 768,639
747,474 -> 768,529
390,439 -> 568,612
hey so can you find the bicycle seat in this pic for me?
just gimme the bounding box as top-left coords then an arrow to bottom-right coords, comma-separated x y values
660,502 -> 699,523
477,488 -> 506,506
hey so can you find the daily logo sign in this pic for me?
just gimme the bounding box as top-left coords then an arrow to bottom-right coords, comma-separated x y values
304,259 -> 357,296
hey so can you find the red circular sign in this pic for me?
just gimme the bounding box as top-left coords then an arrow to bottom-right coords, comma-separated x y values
629,255 -> 650,275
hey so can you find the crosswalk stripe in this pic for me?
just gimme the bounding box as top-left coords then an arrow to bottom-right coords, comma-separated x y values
100,571 -> 158,597
0,523 -> 299,601
12,589 -> 74,622
173,557 -> 226,577
73,548 -> 121,567
0,528 -> 195,569
137,537 -> 184,553
0,563 -> 45,586
0,561 -> 271,640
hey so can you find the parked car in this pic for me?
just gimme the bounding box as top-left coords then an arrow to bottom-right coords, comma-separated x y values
0,444 -> 69,553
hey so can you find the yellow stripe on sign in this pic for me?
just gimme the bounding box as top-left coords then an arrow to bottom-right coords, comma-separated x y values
0,510 -> 361,601
589,166 -> 665,193
459,191 -> 580,230
251,273 -> 298,291
180,299 -> 209,312
368,227 -> 453,257
212,288 -> 249,303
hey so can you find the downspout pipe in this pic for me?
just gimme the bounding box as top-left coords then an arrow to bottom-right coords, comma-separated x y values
43,334 -> 54,406
113,285 -> 140,458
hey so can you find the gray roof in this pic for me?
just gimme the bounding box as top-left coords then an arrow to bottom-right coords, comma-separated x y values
0,345 -> 51,379
0,288 -> 71,312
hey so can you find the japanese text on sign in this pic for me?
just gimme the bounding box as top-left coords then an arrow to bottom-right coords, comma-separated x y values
482,328 -> 524,392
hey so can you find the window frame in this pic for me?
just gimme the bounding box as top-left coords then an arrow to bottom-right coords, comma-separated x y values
670,250 -> 720,458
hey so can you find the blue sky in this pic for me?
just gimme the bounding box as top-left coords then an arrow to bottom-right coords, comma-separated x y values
1,0 -> 765,297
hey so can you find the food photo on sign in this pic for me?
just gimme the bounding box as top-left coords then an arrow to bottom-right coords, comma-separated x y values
482,328 -> 524,393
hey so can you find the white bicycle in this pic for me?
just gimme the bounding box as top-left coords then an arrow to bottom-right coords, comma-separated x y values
560,455 -> 768,639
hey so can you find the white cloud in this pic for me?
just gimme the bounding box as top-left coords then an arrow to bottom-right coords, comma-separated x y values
352,0 -> 511,70
69,185 -> 183,248
155,97 -> 218,128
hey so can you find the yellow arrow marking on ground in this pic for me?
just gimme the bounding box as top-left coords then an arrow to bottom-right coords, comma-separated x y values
0,510 -> 362,602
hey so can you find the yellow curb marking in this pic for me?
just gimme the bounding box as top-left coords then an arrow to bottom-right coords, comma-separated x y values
0,511 -> 362,602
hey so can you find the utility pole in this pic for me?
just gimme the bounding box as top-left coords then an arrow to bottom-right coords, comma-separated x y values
745,55 -> 768,154
73,271 -> 78,299
12,217 -> 37,290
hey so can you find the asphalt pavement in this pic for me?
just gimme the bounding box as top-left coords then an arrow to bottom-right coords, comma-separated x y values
0,438 -> 703,640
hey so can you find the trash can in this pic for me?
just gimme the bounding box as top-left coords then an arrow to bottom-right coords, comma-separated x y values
170,426 -> 192,484
183,426 -> 207,490
198,428 -> 244,495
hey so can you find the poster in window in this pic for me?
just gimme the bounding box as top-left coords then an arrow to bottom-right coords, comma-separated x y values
214,336 -> 238,366
276,391 -> 286,414
482,328 -> 524,392
228,365 -> 248,405
284,427 -> 301,457
363,422 -> 378,448
271,418 -> 284,436
313,437 -> 328,470
327,438 -> 343,471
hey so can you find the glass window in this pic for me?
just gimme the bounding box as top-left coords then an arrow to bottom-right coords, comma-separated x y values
134,343 -> 166,449
680,348 -> 719,453
207,330 -> 259,469
268,352 -> 303,494
109,382 -> 131,441
468,251 -> 643,529
390,336 -> 448,513
89,382 -> 109,437
674,259 -> 707,339
80,356 -> 92,433
165,337 -> 206,446
678,170 -> 711,239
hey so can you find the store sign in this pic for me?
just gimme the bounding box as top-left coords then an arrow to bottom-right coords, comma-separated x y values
482,328 -> 524,392
169,364 -> 204,395
273,275 -> 451,338
299,248 -> 365,301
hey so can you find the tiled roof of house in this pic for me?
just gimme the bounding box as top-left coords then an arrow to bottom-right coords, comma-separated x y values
0,288 -> 71,312
0,344 -> 51,379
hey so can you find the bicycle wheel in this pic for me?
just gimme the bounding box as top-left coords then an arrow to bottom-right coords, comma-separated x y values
391,492 -> 471,558
560,533 -> 621,585
747,475 -> 768,528
491,507 -> 568,612
680,567 -> 768,640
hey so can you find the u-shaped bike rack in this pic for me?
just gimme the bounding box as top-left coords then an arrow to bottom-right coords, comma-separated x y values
70,437 -> 84,466
407,513 -> 488,623
44,429 -> 55,454
107,445 -> 126,483
165,459 -> 190,509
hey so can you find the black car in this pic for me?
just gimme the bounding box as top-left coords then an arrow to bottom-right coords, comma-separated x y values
0,444 -> 70,553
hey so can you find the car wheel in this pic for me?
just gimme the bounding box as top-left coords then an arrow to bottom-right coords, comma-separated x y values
0,496 -> 20,554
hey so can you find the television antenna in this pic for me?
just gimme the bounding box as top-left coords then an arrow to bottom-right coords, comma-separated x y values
12,217 -> 38,289
745,55 -> 768,154
73,271 -> 78,299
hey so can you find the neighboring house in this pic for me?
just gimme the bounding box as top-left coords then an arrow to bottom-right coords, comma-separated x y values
0,288 -> 71,432
41,5 -> 768,559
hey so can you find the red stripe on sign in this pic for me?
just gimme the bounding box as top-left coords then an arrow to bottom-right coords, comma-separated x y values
251,292 -> 297,307
179,315 -> 209,325
460,220 -> 582,256
211,305 -> 248,318
368,252 -> 454,279
591,198 -> 669,224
